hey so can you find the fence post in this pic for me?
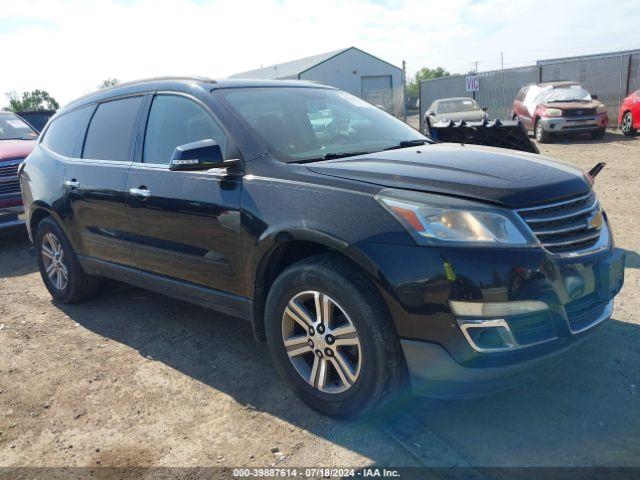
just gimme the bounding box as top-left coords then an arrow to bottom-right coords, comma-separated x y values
418,80 -> 423,133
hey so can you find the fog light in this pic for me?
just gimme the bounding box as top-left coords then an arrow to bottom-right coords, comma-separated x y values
450,300 -> 548,317
458,318 -> 517,352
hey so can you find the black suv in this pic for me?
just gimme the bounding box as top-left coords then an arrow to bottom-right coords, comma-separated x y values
20,78 -> 624,417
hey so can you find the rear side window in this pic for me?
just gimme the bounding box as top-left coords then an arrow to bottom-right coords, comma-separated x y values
142,95 -> 227,164
83,96 -> 143,161
41,106 -> 93,157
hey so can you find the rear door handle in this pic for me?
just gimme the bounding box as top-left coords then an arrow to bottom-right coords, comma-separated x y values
129,187 -> 151,199
64,179 -> 79,189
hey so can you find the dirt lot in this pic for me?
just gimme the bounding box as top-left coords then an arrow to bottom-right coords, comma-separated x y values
1,130 -> 639,475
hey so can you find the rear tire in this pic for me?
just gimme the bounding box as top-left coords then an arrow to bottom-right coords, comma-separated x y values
264,254 -> 407,418
621,112 -> 636,136
590,128 -> 606,140
35,217 -> 101,303
534,118 -> 551,143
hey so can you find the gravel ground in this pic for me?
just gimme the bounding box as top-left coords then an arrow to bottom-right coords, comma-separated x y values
0,130 -> 638,473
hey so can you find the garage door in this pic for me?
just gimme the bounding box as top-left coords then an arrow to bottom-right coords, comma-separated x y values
361,75 -> 393,112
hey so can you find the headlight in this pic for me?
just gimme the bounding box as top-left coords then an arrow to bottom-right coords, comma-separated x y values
375,189 -> 537,246
545,108 -> 563,117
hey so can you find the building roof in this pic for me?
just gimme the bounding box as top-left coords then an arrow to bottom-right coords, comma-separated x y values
229,47 -> 402,80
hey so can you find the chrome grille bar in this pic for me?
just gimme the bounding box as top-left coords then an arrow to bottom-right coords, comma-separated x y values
516,191 -> 603,255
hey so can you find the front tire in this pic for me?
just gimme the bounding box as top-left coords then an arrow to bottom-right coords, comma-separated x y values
35,217 -> 101,303
590,128 -> 606,139
535,118 -> 551,143
621,112 -> 636,136
265,254 -> 406,417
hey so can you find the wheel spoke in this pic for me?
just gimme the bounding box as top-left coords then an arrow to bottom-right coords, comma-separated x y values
329,352 -> 358,386
41,245 -> 54,260
286,299 -> 314,330
55,270 -> 63,289
314,292 -> 323,324
284,336 -> 311,358
310,357 -> 328,390
58,265 -> 68,286
332,324 -> 358,347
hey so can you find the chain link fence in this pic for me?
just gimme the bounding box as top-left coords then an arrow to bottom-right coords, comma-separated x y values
419,50 -> 640,132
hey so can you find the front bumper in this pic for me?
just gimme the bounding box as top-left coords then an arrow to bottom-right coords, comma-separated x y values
355,239 -> 625,398
0,205 -> 25,231
540,113 -> 608,133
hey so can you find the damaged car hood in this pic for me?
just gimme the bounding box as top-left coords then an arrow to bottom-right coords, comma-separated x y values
306,143 -> 590,208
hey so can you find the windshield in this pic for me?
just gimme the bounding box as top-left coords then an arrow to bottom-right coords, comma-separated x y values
436,98 -> 480,114
537,87 -> 592,103
220,88 -> 426,162
0,113 -> 38,141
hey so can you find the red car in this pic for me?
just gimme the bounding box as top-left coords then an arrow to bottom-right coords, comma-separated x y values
512,81 -> 608,143
619,89 -> 640,136
0,112 -> 38,230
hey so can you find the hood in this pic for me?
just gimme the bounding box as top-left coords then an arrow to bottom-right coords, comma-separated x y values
434,110 -> 486,122
306,144 -> 590,208
0,139 -> 37,161
539,100 -> 603,110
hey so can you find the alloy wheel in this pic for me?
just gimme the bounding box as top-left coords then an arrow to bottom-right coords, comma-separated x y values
535,121 -> 543,141
622,113 -> 632,133
281,290 -> 362,394
41,232 -> 69,291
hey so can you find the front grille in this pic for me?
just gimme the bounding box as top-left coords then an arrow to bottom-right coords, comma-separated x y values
516,191 -> 602,255
0,178 -> 20,195
0,162 -> 20,177
563,108 -> 596,117
564,294 -> 609,333
507,311 -> 556,345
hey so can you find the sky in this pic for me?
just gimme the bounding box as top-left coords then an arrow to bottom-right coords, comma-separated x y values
1,0 -> 638,107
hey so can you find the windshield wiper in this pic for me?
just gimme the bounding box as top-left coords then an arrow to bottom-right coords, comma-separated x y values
382,139 -> 430,151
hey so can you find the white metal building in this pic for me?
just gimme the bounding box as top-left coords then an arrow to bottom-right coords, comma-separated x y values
229,47 -> 403,113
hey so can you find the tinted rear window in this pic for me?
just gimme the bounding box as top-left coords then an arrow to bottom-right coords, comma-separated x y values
41,106 -> 93,157
83,96 -> 143,161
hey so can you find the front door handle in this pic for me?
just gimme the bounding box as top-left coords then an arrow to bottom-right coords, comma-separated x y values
64,179 -> 79,189
129,187 -> 151,199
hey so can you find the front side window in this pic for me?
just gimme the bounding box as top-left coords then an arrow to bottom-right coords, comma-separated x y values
40,106 -> 93,157
0,112 -> 38,141
143,95 -> 226,164
221,88 -> 425,163
83,96 -> 143,161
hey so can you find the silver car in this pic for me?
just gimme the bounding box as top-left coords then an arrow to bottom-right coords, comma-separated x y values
424,97 -> 487,135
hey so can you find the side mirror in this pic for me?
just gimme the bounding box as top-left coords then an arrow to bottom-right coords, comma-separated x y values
427,110 -> 435,116
482,106 -> 488,112
169,139 -> 237,171
591,94 -> 598,100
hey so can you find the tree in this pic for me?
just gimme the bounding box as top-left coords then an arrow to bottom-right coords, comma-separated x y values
98,78 -> 120,89
406,66 -> 450,100
3,90 -> 59,111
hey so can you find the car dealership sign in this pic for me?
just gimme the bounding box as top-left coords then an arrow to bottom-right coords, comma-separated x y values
466,75 -> 480,92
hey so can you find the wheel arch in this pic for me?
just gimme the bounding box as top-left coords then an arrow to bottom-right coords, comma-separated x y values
249,229 -> 389,342
28,202 -> 69,244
